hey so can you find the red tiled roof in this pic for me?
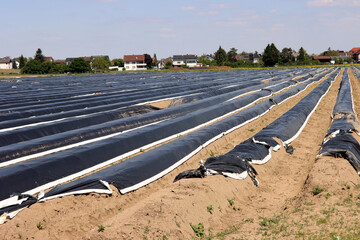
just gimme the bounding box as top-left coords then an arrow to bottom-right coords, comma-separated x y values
0,59 -> 11,63
44,57 -> 53,62
82,57 -> 92,62
350,47 -> 360,53
124,55 -> 145,62
313,56 -> 332,60
54,59 -> 66,64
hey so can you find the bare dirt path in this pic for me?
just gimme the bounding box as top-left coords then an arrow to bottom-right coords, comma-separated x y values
3,68 -> 360,240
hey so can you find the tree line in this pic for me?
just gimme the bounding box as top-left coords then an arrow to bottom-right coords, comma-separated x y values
17,45 -> 355,74
206,44 -> 354,68
19,49 -> 125,74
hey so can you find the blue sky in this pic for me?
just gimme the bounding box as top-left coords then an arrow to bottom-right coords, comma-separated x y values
2,0 -> 359,60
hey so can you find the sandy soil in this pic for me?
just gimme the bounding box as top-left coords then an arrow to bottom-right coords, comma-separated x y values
2,68 -> 360,240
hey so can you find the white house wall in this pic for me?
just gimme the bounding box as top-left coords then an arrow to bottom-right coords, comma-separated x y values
0,63 -> 12,70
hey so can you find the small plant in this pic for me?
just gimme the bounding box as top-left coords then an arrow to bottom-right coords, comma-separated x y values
144,225 -> 150,234
209,151 -> 217,157
326,192 -> 332,199
190,223 -> 205,238
248,129 -> 255,132
312,186 -> 324,196
243,218 -> 254,223
118,207 -> 122,211
37,221 -> 43,230
139,148 -> 145,153
207,205 -> 214,214
227,198 -> 235,206
218,206 -> 222,213
346,184 -> 351,189
98,225 -> 105,232
317,218 -> 327,225
16,223 -> 20,228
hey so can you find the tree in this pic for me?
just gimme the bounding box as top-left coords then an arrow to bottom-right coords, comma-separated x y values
34,48 -> 45,62
280,47 -> 294,64
144,54 -> 153,68
12,60 -> 17,69
49,62 -> 69,74
112,58 -> 124,67
91,57 -> 110,71
21,59 -> 44,74
19,55 -> 26,69
227,47 -> 238,62
69,58 -> 91,73
198,56 -> 215,67
215,46 -> 227,66
152,53 -> 158,67
298,47 -> 307,62
262,43 -> 280,67
325,50 -> 340,56
165,61 -> 173,69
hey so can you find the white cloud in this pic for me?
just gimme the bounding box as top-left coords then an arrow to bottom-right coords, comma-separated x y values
181,6 -> 196,11
307,0 -> 360,6
196,11 -> 219,16
209,4 -> 241,9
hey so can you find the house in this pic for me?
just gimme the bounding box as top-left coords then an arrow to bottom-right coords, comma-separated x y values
350,48 -> 360,62
54,59 -> 66,64
235,55 -> 250,61
313,56 -> 332,63
0,58 -> 12,69
157,57 -> 172,69
44,56 -> 54,62
172,54 -> 201,67
124,54 -> 148,70
235,52 -> 260,63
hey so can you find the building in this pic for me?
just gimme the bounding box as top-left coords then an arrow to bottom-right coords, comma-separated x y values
235,52 -> 260,63
0,58 -> 12,69
313,56 -> 332,63
124,54 -> 148,70
157,57 -> 172,69
44,57 -> 54,62
350,48 -> 360,62
172,54 -> 201,67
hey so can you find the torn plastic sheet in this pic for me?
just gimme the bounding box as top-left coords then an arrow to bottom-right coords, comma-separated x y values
319,132 -> 360,174
318,68 -> 360,174
174,68 -> 339,183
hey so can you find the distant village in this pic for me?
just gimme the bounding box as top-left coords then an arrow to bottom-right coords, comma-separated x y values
1,46 -> 360,72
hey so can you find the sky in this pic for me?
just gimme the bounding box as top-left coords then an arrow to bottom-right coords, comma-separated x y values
1,0 -> 360,60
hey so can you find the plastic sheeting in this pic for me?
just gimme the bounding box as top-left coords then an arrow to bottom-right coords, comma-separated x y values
318,68 -> 360,174
0,68 -> 329,218
0,70 -> 323,164
35,69 -> 332,199
174,68 -> 339,182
